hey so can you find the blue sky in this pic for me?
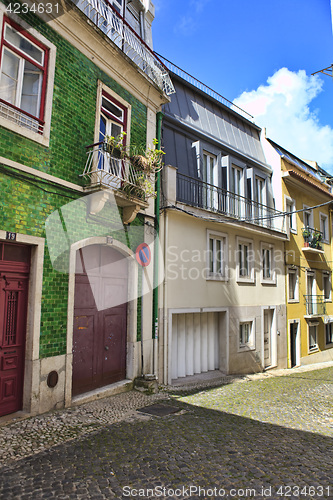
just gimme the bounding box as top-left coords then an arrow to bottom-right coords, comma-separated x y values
152,0 -> 333,171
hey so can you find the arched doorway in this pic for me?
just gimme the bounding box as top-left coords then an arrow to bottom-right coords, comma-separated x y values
72,244 -> 128,396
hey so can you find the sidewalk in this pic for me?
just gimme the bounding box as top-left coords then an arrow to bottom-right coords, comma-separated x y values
1,361 -> 332,467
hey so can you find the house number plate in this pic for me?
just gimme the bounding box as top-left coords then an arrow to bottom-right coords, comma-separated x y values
6,232 -> 16,241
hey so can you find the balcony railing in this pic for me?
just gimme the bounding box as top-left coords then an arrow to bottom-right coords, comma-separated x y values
302,226 -> 323,250
176,173 -> 286,232
74,0 -> 175,96
304,295 -> 326,316
81,142 -> 145,198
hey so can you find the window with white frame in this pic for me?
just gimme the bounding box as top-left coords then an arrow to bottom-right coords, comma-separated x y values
203,152 -> 218,210
207,231 -> 228,280
99,89 -> 128,145
94,83 -> 131,184
303,205 -> 313,229
288,267 -> 299,302
308,323 -> 318,351
285,197 -> 297,233
239,320 -> 255,349
261,243 -> 276,284
0,17 -> 48,132
323,271 -> 331,301
230,164 -> 243,217
320,213 -> 329,243
237,238 -> 254,282
325,322 -> 333,345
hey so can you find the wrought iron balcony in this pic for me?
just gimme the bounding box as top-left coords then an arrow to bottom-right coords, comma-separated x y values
81,141 -> 145,198
304,295 -> 326,316
176,173 -> 286,232
302,227 -> 323,251
74,0 -> 175,96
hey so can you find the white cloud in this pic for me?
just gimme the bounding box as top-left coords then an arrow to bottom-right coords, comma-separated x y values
234,67 -> 333,171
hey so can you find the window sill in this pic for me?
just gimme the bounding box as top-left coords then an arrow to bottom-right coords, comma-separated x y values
238,344 -> 255,352
324,299 -> 332,303
287,299 -> 299,303
0,113 -> 50,147
237,277 -> 255,285
308,346 -> 319,353
261,279 -> 277,286
206,274 -> 228,282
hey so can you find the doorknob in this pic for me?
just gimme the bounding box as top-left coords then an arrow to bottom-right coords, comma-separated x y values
105,346 -> 109,351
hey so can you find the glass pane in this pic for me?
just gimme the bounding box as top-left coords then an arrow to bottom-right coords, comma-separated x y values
216,239 -> 222,274
0,73 -> 17,103
3,244 -> 31,263
102,96 -> 123,120
244,245 -> 248,276
100,115 -> 107,141
209,238 -> 214,273
1,48 -> 20,80
289,272 -> 295,300
0,49 -> 20,104
111,123 -> 122,138
245,323 -> 249,343
203,154 -> 207,183
21,61 -> 42,116
210,156 -> 214,185
5,24 -> 44,65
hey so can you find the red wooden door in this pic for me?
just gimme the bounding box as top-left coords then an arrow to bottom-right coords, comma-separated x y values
72,245 -> 128,396
0,243 -> 30,417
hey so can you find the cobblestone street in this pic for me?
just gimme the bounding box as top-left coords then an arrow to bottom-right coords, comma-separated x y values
0,364 -> 332,499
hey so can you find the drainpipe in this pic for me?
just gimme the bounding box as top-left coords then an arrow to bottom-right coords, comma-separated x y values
152,111 -> 163,377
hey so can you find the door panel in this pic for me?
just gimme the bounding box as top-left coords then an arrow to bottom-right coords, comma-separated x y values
264,310 -> 272,368
72,245 -> 128,396
0,272 -> 29,416
102,307 -> 126,383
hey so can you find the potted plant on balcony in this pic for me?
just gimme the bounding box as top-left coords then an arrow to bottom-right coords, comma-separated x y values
302,227 -> 311,247
310,230 -> 322,250
119,139 -> 165,201
104,131 -> 127,158
129,139 -> 165,175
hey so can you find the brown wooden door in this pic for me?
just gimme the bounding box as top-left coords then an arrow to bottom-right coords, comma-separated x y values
0,243 -> 30,417
72,245 -> 128,397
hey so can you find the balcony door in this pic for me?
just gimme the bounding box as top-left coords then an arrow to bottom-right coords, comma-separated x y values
254,176 -> 265,223
98,91 -> 128,186
203,152 -> 218,210
230,165 -> 243,217
307,272 -> 316,315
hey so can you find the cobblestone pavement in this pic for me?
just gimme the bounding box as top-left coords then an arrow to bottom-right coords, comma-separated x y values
0,364 -> 332,499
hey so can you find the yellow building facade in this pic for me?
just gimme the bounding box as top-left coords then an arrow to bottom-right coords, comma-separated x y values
263,137 -> 333,367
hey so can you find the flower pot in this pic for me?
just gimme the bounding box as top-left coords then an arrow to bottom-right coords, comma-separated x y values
130,155 -> 149,172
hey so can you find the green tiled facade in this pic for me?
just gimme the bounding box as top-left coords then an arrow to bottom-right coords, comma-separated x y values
0,3 -> 147,358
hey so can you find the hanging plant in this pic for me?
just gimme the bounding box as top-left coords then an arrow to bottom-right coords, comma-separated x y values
129,138 -> 165,176
104,131 -> 127,158
118,138 -> 165,201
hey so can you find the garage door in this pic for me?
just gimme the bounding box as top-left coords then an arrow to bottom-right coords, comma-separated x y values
171,312 -> 220,380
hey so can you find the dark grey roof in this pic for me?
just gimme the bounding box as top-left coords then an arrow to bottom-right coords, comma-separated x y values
163,76 -> 266,165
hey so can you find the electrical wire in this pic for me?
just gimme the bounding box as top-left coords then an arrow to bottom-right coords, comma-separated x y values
161,198 -> 333,226
0,164 -> 80,200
